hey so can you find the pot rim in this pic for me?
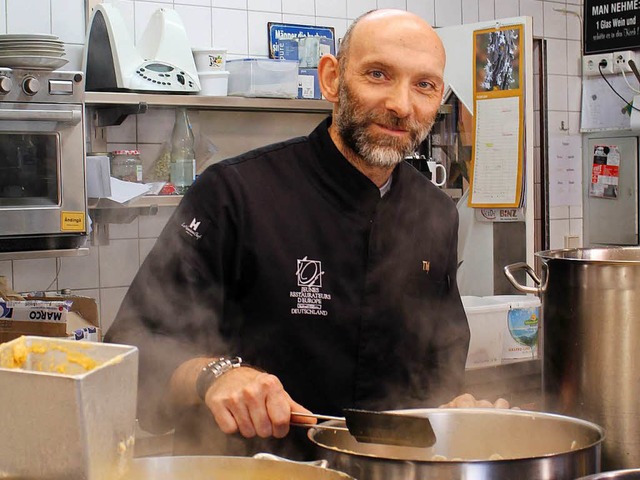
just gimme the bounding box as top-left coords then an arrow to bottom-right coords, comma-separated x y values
536,246 -> 640,264
577,468 -> 640,479
130,455 -> 356,479
309,408 -> 605,463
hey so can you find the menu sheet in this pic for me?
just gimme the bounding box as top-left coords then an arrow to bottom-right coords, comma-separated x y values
549,135 -> 582,206
470,96 -> 521,205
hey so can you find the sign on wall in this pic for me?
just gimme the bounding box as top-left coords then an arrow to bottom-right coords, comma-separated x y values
584,0 -> 640,54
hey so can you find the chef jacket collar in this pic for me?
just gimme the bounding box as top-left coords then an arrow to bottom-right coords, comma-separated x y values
308,117 -> 401,213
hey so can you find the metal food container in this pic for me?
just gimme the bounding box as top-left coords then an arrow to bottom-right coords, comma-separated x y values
505,247 -> 640,470
0,336 -> 138,480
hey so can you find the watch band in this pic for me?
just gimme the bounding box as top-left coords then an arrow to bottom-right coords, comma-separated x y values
196,356 -> 243,401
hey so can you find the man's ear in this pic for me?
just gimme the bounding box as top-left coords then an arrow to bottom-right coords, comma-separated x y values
318,54 -> 340,103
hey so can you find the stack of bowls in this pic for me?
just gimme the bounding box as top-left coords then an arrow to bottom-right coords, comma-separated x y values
192,47 -> 228,96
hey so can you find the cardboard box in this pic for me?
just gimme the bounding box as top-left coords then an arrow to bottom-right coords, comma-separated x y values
298,68 -> 321,99
0,294 -> 100,343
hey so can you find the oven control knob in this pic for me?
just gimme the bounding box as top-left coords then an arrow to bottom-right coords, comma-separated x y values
0,76 -> 12,94
22,77 -> 40,95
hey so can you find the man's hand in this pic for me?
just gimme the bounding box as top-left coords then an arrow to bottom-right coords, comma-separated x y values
204,366 -> 315,439
440,393 -> 511,409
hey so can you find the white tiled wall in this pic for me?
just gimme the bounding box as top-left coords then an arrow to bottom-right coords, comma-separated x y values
0,0 -> 584,331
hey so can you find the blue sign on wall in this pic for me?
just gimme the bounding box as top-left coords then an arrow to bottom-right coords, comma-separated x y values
268,22 -> 336,61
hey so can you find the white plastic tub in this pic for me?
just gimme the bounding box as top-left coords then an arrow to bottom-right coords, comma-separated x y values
227,59 -> 298,98
192,47 -> 227,72
461,296 -> 508,368
198,70 -> 229,96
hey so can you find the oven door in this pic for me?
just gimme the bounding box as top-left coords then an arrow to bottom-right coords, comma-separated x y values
0,102 -> 86,251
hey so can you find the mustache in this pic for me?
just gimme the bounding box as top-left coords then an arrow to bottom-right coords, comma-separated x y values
369,112 -> 426,133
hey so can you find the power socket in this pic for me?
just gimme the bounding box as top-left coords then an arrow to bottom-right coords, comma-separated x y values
613,50 -> 636,73
583,53 -> 614,76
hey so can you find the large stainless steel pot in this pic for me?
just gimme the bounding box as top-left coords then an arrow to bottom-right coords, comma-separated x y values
122,455 -> 355,479
308,408 -> 604,480
505,247 -> 640,470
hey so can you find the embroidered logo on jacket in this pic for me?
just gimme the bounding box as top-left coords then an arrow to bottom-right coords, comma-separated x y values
290,256 -> 331,316
181,218 -> 203,240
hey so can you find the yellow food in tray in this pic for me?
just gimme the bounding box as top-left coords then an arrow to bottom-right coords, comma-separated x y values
0,336 -> 100,374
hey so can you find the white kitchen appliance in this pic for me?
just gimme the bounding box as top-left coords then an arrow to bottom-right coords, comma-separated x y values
84,3 -> 200,93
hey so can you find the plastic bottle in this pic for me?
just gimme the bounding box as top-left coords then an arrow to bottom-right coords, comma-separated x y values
170,108 -> 196,194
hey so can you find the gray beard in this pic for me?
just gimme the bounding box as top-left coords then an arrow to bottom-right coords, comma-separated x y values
334,84 -> 434,169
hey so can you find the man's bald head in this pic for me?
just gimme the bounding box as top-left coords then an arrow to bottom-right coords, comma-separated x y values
337,9 -> 445,74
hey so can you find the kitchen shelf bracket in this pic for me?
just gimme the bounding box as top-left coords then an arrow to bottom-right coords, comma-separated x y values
93,102 -> 149,127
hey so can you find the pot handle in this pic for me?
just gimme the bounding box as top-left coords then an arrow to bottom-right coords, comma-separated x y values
503,262 -> 542,295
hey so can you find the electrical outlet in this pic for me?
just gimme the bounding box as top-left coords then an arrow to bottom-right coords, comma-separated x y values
613,50 -> 636,73
583,53 -> 614,76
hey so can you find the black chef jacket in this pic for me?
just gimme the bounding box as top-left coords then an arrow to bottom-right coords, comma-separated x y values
105,117 -> 469,459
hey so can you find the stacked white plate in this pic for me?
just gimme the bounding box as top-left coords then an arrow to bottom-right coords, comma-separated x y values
0,33 -> 68,70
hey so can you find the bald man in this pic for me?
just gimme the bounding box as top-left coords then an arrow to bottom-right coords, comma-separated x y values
106,9 -> 492,459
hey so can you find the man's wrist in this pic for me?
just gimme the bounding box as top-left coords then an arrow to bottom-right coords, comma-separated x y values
195,356 -> 243,401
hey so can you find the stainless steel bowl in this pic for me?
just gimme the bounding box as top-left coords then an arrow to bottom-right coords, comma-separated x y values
309,408 -> 605,480
123,455 -> 355,480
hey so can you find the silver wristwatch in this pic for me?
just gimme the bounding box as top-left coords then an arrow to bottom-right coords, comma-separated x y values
196,356 -> 243,401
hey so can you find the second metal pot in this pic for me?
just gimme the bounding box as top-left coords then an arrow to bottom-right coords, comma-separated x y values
505,247 -> 640,470
308,408 -> 604,480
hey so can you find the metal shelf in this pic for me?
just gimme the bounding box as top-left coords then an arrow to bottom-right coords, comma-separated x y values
84,92 -> 333,111
0,247 -> 90,261
88,196 -> 181,229
88,195 -> 182,209
85,92 -> 333,126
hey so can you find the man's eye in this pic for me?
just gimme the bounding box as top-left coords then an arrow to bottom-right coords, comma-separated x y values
370,71 -> 384,79
418,81 -> 435,89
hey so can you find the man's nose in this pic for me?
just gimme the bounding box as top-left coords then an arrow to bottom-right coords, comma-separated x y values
384,82 -> 412,118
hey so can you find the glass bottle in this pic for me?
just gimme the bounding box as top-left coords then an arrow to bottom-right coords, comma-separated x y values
170,108 -> 196,194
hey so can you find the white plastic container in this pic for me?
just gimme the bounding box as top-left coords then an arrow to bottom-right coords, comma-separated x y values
198,70 -> 229,96
227,59 -> 298,98
461,296 -> 509,368
490,295 -> 541,361
192,47 -> 227,72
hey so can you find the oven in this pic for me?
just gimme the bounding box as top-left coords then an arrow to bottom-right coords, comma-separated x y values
0,67 -> 86,252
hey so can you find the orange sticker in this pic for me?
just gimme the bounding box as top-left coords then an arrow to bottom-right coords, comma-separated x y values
61,211 -> 85,231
